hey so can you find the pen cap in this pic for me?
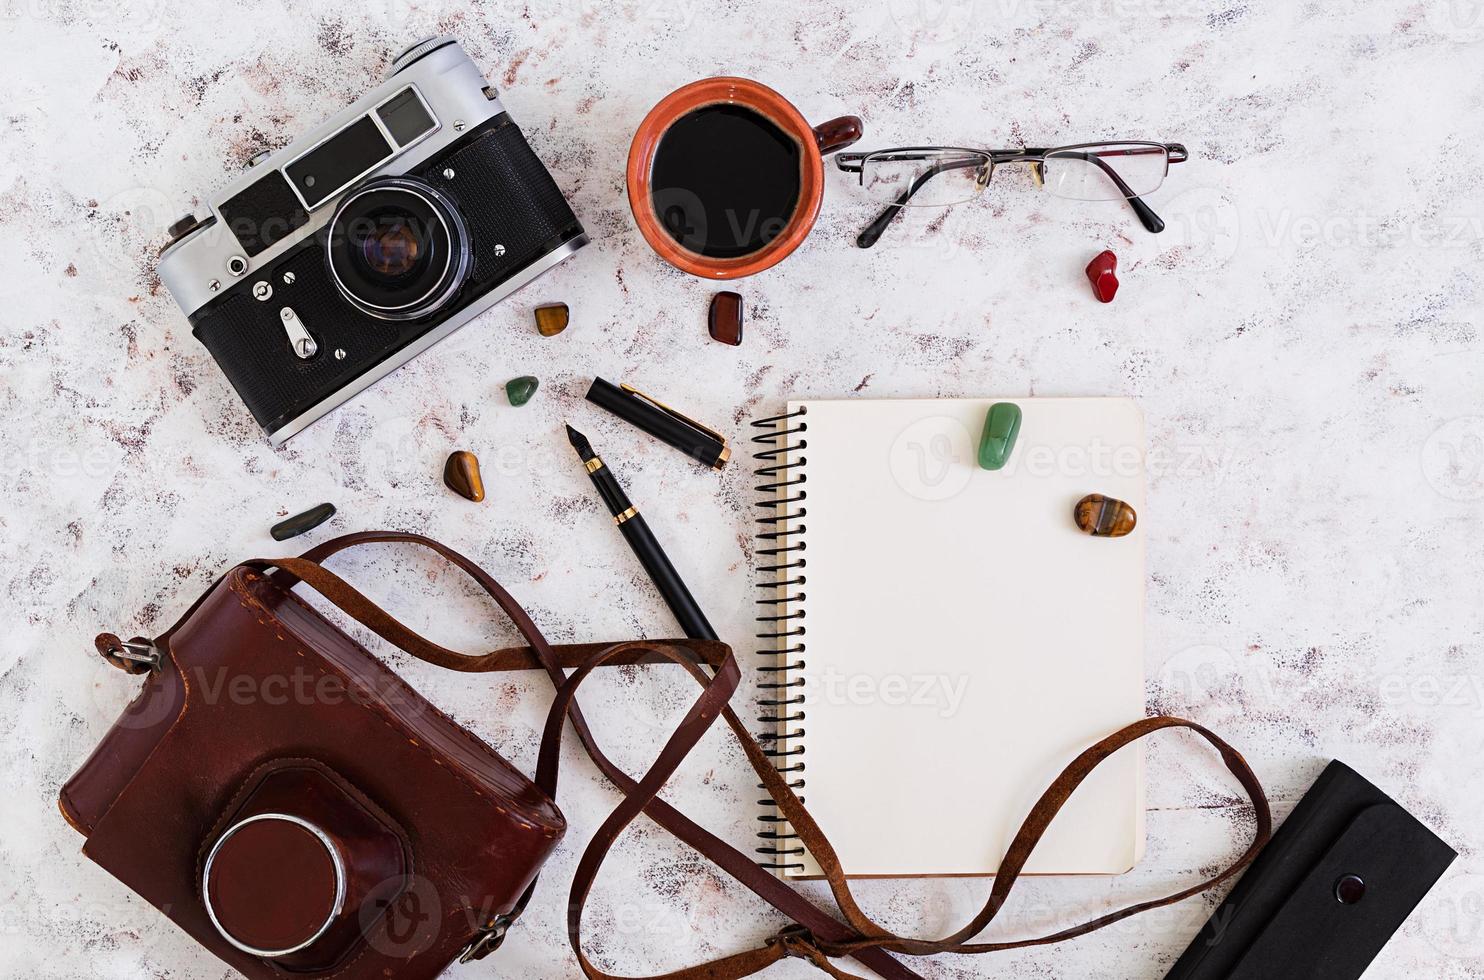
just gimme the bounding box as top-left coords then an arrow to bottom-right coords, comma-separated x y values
586,378 -> 729,469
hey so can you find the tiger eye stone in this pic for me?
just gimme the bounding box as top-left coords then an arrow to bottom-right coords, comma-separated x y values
505,375 -> 539,406
1074,494 -> 1137,537
270,502 -> 336,541
708,291 -> 743,346
534,303 -> 569,337
443,451 -> 485,502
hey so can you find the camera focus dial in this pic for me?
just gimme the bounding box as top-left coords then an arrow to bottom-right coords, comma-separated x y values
389,36 -> 456,77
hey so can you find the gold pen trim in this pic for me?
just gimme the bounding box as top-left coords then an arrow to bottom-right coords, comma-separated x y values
613,506 -> 638,525
619,382 -> 730,461
585,457 -> 604,474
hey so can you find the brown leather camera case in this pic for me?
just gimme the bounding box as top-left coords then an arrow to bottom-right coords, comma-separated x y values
60,558 -> 566,979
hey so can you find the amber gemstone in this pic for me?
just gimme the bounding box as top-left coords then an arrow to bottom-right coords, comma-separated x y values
708,291 -> 743,346
506,375 -> 539,406
534,303 -> 569,337
1073,494 -> 1137,537
443,451 -> 485,502
270,502 -> 335,541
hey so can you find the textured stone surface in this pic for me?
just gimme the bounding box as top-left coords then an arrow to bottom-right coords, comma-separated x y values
3,4 -> 1484,979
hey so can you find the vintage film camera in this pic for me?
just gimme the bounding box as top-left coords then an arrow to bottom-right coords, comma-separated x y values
158,37 -> 588,443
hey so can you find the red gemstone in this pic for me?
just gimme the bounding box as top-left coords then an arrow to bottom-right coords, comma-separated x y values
1085,250 -> 1119,303
708,291 -> 743,346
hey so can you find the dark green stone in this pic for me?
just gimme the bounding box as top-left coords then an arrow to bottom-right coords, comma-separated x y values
271,502 -> 335,541
506,375 -> 539,407
977,402 -> 1022,471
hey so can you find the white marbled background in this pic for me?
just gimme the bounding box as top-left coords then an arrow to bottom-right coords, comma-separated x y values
3,0 -> 1484,976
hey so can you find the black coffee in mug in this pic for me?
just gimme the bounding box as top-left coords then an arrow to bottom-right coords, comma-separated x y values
649,104 -> 802,260
629,77 -> 861,277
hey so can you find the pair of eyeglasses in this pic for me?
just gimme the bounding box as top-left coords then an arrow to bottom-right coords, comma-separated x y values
835,141 -> 1188,247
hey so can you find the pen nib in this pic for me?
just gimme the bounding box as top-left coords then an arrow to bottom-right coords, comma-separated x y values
565,423 -> 596,462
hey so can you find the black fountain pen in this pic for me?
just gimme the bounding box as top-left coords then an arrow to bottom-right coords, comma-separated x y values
565,424 -> 718,641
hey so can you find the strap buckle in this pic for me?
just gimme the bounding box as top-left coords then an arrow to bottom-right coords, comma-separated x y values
766,923 -> 819,960
458,913 -> 514,963
95,633 -> 162,675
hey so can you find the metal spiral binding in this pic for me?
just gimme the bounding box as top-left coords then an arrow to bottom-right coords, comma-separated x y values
751,406 -> 808,873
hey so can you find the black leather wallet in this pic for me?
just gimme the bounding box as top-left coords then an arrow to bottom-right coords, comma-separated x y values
1164,759 -> 1455,979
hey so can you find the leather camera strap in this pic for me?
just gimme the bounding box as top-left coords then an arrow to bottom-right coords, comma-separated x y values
257,531 -> 1273,979
257,533 -> 918,980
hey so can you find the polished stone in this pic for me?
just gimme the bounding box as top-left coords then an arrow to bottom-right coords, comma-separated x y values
270,502 -> 335,541
1085,249 -> 1119,303
534,303 -> 569,337
506,375 -> 539,406
977,402 -> 1022,470
1073,493 -> 1137,537
443,451 -> 485,502
708,291 -> 743,346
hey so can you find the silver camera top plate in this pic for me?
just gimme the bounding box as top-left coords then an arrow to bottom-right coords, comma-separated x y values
158,38 -> 507,317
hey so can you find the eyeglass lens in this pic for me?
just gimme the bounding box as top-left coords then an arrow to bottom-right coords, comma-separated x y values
858,150 -> 990,207
1039,143 -> 1169,202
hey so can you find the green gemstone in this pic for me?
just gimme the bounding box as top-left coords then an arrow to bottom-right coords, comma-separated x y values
506,375 -> 539,407
977,402 -> 1022,471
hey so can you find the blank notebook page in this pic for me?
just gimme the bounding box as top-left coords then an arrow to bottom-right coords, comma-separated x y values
776,397 -> 1146,878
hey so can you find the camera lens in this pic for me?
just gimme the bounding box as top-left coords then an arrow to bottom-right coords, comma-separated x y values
327,177 -> 470,321
357,209 -> 424,277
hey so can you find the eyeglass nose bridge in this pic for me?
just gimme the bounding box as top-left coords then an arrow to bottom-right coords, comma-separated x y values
986,150 -> 1048,186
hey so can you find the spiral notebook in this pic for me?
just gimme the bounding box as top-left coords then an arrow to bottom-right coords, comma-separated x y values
753,397 -> 1147,879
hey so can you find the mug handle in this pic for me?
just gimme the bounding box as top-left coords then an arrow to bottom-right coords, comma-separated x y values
813,115 -> 864,155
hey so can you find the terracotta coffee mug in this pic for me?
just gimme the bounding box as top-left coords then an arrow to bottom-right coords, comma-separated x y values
627,77 -> 863,279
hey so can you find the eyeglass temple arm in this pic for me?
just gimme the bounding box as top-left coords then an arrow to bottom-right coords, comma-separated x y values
857,158 -> 982,249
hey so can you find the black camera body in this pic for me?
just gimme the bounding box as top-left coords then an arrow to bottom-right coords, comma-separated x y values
157,38 -> 587,443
